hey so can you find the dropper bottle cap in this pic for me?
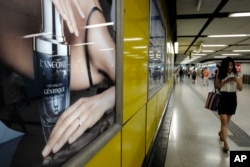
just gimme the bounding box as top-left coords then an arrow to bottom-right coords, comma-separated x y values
41,0 -> 65,43
34,0 -> 69,55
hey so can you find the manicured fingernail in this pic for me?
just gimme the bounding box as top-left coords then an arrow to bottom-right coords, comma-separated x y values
68,136 -> 74,144
52,143 -> 59,153
68,25 -> 74,33
42,145 -> 50,157
74,31 -> 79,37
79,11 -> 85,19
62,13 -> 68,20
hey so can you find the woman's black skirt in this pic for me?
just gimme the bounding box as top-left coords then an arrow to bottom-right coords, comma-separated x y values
218,92 -> 237,115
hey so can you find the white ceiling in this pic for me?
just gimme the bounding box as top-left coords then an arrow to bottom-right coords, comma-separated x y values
175,0 -> 250,65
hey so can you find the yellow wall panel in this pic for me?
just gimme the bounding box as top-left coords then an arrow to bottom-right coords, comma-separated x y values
146,96 -> 157,153
85,132 -> 121,167
156,86 -> 167,121
123,0 -> 149,122
156,79 -> 174,123
122,106 -> 146,167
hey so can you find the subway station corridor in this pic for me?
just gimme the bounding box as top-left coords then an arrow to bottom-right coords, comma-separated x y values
164,76 -> 250,167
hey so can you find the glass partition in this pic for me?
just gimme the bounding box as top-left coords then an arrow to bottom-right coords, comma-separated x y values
148,0 -> 166,98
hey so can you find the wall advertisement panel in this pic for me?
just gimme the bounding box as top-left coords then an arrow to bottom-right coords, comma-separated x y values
0,0 -> 121,166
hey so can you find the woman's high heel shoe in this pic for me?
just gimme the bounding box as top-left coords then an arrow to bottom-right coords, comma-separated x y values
223,145 -> 229,153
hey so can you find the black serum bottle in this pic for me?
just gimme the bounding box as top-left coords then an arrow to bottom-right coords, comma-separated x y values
33,0 -> 70,141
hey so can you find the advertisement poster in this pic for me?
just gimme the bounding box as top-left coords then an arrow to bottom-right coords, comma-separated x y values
0,0 -> 116,166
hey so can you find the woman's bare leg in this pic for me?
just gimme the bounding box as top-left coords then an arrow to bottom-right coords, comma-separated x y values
220,114 -> 231,152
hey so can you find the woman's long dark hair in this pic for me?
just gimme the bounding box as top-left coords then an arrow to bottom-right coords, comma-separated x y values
218,57 -> 237,80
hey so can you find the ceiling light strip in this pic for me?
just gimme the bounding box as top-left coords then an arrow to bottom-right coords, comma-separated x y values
229,12 -> 250,17
208,34 -> 250,38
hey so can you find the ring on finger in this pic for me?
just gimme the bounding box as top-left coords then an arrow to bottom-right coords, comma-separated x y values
77,117 -> 82,127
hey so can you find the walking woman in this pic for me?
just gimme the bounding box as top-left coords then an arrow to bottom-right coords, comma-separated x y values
214,57 -> 243,153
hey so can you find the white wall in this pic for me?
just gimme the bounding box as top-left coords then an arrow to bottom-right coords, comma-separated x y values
240,63 -> 250,74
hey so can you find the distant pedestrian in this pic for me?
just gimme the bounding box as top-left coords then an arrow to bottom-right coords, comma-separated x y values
203,67 -> 209,86
192,69 -> 197,83
179,68 -> 184,82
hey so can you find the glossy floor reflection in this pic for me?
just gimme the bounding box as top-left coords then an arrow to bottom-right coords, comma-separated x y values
165,76 -> 250,167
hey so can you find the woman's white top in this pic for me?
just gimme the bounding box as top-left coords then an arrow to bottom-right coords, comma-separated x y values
220,72 -> 242,92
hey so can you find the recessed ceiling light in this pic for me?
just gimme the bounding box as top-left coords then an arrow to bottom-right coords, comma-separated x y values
233,50 -> 250,52
222,53 -> 241,56
124,38 -> 143,41
208,34 -> 250,38
85,22 -> 114,28
21,32 -> 52,38
133,46 -> 147,49
100,48 -> 114,51
203,44 -> 227,47
229,12 -> 250,17
71,42 -> 94,46
214,56 -> 227,58
202,50 -> 214,53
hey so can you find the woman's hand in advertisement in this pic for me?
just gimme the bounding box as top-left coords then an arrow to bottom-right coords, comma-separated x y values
52,0 -> 85,37
42,86 -> 115,157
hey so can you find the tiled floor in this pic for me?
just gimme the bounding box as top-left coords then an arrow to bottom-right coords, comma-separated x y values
164,76 -> 250,167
